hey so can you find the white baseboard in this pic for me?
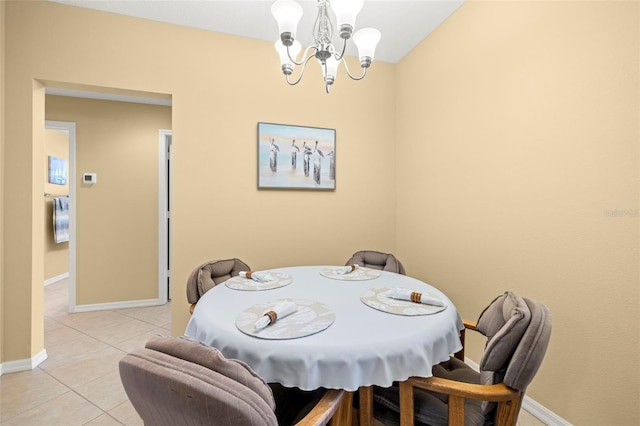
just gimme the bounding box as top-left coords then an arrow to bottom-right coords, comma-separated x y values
73,298 -> 165,313
464,357 -> 571,425
0,349 -> 48,376
44,272 -> 69,286
521,396 -> 572,426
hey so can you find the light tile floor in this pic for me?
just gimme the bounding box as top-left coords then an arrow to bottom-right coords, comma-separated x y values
0,280 -> 171,425
1,280 -> 544,425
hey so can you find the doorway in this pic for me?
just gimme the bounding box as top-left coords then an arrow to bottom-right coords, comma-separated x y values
45,92 -> 172,311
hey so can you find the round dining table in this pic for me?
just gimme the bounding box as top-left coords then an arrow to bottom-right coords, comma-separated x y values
185,265 -> 463,425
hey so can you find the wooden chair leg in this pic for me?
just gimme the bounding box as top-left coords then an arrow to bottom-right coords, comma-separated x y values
399,380 -> 414,426
494,396 -> 522,426
358,386 -> 373,426
330,391 -> 353,426
448,395 -> 465,425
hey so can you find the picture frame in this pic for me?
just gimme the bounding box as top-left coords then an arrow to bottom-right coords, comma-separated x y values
48,156 -> 67,185
257,122 -> 336,190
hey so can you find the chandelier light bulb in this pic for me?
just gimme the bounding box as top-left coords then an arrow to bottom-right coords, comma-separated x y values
324,56 -> 340,84
353,27 -> 381,66
330,0 -> 364,38
271,0 -> 303,45
275,39 -> 302,74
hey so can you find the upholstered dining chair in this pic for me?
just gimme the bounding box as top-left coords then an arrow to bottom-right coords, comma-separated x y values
373,292 -> 552,426
187,258 -> 250,314
345,250 -> 406,275
119,335 -> 347,426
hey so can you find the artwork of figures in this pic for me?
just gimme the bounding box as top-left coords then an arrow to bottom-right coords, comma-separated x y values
48,156 -> 67,185
258,122 -> 336,190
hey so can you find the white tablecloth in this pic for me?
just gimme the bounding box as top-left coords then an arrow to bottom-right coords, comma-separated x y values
185,266 -> 463,391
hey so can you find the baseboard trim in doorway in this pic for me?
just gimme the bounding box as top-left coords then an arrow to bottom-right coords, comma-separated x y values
73,298 -> 165,313
0,349 -> 48,376
44,272 -> 69,286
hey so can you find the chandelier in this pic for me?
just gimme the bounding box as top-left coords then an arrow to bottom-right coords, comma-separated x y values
271,0 -> 381,93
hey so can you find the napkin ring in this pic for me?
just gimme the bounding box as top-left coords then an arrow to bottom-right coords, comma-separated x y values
410,292 -> 422,303
245,271 -> 253,279
349,264 -> 357,272
265,310 -> 277,325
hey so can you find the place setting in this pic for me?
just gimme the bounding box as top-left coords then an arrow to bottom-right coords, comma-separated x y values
319,264 -> 382,281
235,298 -> 336,339
225,270 -> 293,291
360,287 -> 448,316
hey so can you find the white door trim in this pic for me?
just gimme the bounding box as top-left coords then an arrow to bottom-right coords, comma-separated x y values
45,120 -> 77,312
158,129 -> 172,303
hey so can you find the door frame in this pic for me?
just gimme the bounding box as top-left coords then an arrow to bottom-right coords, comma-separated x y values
158,129 -> 172,303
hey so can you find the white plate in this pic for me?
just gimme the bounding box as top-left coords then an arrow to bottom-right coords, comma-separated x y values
225,272 -> 293,291
236,299 -> 336,340
360,287 -> 447,316
320,266 -> 381,281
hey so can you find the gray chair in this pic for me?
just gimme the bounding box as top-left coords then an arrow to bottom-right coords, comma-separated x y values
346,250 -> 406,275
373,292 -> 552,426
119,335 -> 346,426
187,258 -> 250,313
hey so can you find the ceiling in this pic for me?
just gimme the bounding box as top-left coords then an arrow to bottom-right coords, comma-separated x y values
48,0 -> 465,64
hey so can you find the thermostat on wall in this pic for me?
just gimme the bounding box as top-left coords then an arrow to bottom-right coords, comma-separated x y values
82,173 -> 97,185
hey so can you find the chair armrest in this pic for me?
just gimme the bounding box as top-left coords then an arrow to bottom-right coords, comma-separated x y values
463,319 -> 477,331
400,377 -> 522,426
295,389 -> 346,426
409,376 -> 520,402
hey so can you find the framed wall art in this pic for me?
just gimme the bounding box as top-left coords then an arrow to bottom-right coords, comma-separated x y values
257,122 -> 336,190
48,156 -> 68,185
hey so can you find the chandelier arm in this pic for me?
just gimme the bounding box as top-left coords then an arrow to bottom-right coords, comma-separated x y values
341,58 -> 369,81
333,37 -> 348,61
288,45 -> 318,66
285,54 -> 318,86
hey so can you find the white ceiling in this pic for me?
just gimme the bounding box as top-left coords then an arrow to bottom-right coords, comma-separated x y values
48,0 -> 465,64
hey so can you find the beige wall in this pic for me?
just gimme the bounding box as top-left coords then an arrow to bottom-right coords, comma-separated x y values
43,128 -> 69,280
46,96 -> 171,305
396,1 -> 639,424
1,0 -> 396,362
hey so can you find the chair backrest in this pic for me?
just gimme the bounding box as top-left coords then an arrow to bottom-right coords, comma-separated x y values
503,298 -> 552,391
346,250 -> 406,275
186,258 -> 250,304
475,292 -> 552,415
119,336 -> 278,426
